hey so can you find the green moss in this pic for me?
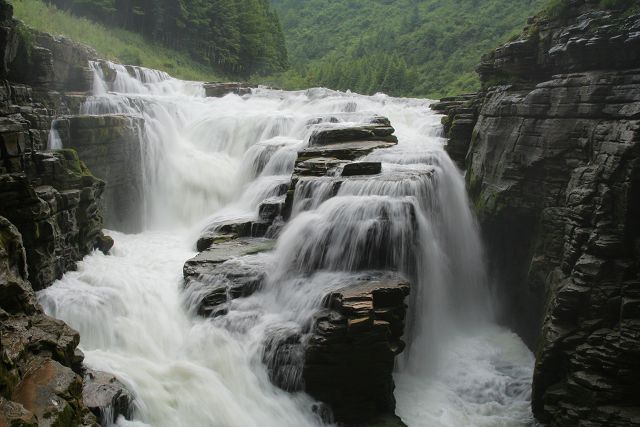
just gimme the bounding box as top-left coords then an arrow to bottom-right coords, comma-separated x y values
543,0 -> 572,19
49,401 -> 77,427
15,22 -> 34,59
51,148 -> 94,179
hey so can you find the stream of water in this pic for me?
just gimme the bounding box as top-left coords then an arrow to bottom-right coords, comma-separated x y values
38,63 -> 535,427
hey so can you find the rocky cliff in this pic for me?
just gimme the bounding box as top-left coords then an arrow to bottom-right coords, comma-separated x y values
58,115 -> 145,233
0,2 -> 135,425
434,1 -> 640,424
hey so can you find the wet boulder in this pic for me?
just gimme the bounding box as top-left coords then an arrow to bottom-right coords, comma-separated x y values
10,358 -> 93,427
83,369 -> 134,426
203,82 -> 252,97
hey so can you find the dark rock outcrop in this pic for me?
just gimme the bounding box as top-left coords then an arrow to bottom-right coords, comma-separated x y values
0,150 -> 106,290
434,1 -> 640,425
0,0 -> 94,92
304,272 -> 409,424
0,216 -> 96,426
430,93 -> 482,169
341,161 -> 382,177
203,82 -> 252,97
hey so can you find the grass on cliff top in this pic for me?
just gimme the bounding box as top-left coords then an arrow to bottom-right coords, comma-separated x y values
11,0 -> 224,82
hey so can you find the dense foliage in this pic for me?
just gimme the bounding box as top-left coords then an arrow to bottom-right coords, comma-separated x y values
268,0 -> 547,97
14,0 -> 222,81
45,0 -> 288,76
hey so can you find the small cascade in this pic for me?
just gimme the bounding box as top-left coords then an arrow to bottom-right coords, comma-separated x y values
37,63 -> 535,427
47,119 -> 63,150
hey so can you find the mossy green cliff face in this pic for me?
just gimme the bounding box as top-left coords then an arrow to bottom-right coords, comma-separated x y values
434,1 -> 640,424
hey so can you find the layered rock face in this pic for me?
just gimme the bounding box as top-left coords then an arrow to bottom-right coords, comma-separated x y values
59,115 -> 145,232
435,1 -> 640,424
0,3 -> 135,425
0,217 -> 93,426
0,0 -> 95,93
0,150 -> 108,290
0,1 -> 111,291
0,216 -> 132,426
304,272 -> 409,425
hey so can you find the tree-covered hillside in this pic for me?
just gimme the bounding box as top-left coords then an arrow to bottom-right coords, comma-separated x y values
47,0 -> 288,76
269,0 -> 547,97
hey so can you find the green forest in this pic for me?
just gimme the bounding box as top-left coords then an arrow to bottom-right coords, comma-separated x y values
268,0 -> 547,97
16,0 -> 602,97
45,0 -> 288,76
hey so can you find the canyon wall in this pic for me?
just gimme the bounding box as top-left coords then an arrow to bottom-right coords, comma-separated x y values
0,2 -> 134,425
434,1 -> 640,424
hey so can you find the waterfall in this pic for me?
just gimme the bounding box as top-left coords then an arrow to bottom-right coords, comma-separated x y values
37,61 -> 535,427
47,119 -> 63,150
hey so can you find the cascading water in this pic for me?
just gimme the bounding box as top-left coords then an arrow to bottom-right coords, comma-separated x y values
38,61 -> 535,427
47,119 -> 63,150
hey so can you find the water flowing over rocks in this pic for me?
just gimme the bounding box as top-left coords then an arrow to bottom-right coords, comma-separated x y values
82,369 -> 135,425
435,1 -> 640,424
183,117 -> 414,424
184,238 -> 274,317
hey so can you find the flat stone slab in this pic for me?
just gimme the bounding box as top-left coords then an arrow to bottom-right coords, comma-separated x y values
309,123 -> 397,146
298,140 -> 397,162
184,237 -> 275,279
294,157 -> 347,176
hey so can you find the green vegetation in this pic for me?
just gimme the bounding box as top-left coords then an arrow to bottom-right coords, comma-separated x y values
12,0 -> 225,81
46,0 -> 287,76
268,0 -> 547,98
